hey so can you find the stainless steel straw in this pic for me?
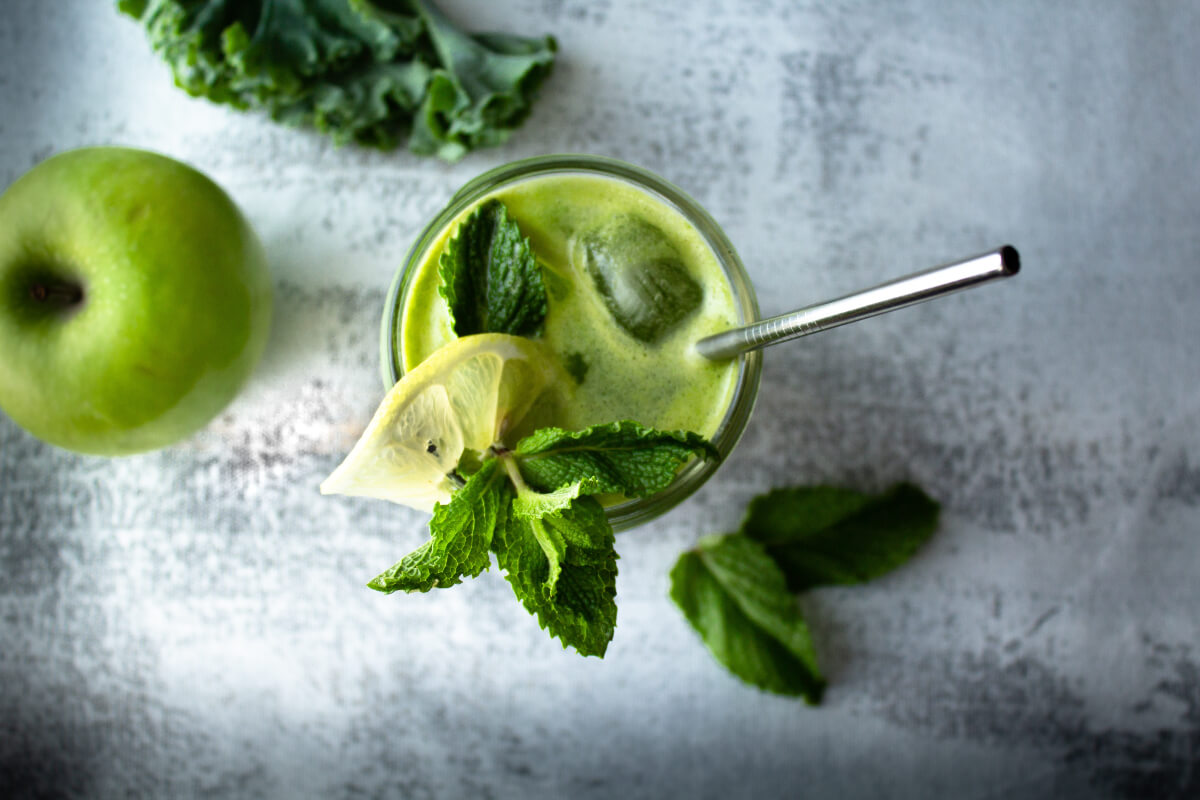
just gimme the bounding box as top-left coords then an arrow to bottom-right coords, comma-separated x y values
695,246 -> 1020,361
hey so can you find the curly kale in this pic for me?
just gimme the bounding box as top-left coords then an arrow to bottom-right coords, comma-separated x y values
118,0 -> 557,161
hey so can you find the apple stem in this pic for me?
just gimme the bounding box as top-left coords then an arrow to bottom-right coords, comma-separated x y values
29,282 -> 84,307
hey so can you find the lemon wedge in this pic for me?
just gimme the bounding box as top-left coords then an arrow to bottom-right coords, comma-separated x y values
320,333 -> 562,512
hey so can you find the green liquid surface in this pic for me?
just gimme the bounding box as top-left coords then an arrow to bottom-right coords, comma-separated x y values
399,173 -> 740,440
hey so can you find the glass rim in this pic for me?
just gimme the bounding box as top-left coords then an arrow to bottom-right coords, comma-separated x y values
381,153 -> 762,531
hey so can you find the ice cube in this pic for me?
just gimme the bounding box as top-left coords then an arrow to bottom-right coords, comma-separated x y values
572,215 -> 703,343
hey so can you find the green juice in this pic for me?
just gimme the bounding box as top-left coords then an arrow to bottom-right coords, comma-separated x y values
398,173 -> 741,441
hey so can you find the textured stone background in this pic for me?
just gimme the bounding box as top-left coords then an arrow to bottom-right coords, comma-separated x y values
2,1 -> 1199,798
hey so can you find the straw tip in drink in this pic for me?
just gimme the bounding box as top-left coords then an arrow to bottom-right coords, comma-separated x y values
999,245 -> 1021,275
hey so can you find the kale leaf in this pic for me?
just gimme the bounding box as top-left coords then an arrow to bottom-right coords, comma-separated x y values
118,0 -> 556,161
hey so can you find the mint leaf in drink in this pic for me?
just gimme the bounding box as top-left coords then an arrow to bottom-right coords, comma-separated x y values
670,534 -> 825,702
494,490 -> 617,657
564,351 -> 589,385
438,199 -> 547,337
367,458 -> 510,593
741,484 -> 939,592
514,420 -> 719,497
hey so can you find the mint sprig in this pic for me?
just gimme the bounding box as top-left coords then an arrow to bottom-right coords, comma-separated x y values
670,483 -> 939,701
369,420 -> 717,657
438,199 -> 547,337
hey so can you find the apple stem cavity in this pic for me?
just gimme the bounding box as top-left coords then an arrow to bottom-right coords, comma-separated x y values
29,280 -> 84,309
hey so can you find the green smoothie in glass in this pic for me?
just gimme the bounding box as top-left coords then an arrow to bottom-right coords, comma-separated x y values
382,155 -> 762,529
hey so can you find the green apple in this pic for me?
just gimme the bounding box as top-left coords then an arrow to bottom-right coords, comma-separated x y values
0,146 -> 272,455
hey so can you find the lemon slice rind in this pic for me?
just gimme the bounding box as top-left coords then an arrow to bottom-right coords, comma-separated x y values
320,333 -> 558,513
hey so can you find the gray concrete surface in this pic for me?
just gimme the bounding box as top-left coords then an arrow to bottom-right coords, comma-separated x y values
2,1 -> 1199,797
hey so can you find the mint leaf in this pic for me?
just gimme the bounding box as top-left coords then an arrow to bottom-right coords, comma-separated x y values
438,199 -> 547,337
514,420 -> 719,497
741,484 -> 939,592
510,479 -> 587,592
367,458 -> 510,593
493,492 -> 617,657
670,534 -> 825,702
671,482 -> 940,700
511,475 -> 592,521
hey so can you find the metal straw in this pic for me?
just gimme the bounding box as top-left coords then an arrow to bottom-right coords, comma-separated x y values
695,246 -> 1020,361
